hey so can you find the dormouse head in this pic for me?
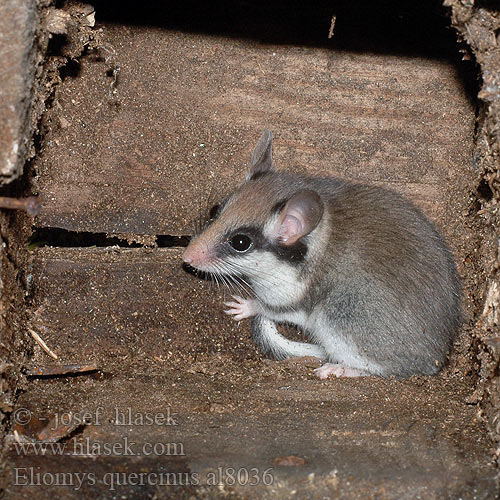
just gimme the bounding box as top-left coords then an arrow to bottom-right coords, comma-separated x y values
182,130 -> 324,276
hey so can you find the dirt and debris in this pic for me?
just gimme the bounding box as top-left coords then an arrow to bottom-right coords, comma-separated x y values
4,356 -> 497,499
446,0 -> 500,470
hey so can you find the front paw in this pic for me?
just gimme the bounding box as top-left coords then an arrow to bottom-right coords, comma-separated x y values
224,295 -> 259,321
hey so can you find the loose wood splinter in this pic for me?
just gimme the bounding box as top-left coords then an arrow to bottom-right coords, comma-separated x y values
37,413 -> 87,442
0,196 -> 40,216
27,327 -> 58,359
27,364 -> 99,377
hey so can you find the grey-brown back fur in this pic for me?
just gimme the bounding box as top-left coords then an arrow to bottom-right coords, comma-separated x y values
297,174 -> 459,376
226,170 -> 460,377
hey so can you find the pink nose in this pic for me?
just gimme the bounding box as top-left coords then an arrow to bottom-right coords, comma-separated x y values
182,247 -> 195,265
182,241 -> 210,268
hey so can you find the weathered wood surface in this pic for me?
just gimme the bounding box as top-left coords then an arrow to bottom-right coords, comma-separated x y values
0,0 -> 36,183
28,247 -> 253,367
9,341 -> 497,499
20,246 -> 496,500
17,9 -> 494,500
35,27 -> 474,235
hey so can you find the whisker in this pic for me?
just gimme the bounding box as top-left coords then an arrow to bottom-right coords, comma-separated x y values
230,274 -> 252,297
197,255 -> 301,316
220,260 -> 300,313
213,262 -> 238,297
215,261 -> 253,296
224,260 -> 295,290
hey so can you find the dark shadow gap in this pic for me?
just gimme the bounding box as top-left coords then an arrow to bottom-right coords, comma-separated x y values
156,235 -> 190,248
91,0 -> 461,60
28,228 -> 190,249
477,179 -> 494,202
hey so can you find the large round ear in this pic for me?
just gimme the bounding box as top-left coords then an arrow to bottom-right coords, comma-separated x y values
246,130 -> 275,181
272,189 -> 324,246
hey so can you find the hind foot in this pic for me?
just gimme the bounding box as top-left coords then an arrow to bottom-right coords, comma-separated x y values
314,363 -> 367,379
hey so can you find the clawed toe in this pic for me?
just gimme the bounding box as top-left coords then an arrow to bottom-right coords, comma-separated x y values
222,296 -> 257,321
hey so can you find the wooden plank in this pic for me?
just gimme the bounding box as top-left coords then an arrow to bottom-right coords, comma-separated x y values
27,247 -> 256,368
35,27 -> 474,234
0,0 -> 36,182
8,352 -> 497,499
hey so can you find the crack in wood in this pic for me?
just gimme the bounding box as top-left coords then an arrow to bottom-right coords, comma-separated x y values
28,228 -> 190,249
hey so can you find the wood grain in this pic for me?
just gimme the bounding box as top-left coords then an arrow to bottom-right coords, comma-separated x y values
35,28 -> 474,235
29,247 -> 255,367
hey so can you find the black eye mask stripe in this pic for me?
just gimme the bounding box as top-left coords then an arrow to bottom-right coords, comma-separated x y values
218,225 -> 308,265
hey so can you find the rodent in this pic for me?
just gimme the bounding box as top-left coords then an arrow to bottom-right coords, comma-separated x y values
182,130 -> 461,378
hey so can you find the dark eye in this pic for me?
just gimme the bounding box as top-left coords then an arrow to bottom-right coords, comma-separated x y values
229,234 -> 252,252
